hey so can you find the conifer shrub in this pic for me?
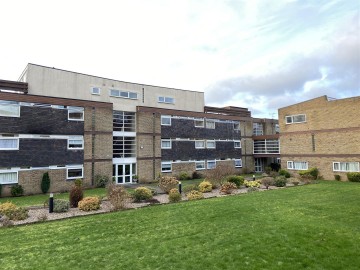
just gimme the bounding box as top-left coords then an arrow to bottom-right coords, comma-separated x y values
334,174 -> 341,181
78,196 -> 101,211
168,188 -> 182,203
41,172 -> 51,194
11,184 -> 24,197
198,181 -> 212,193
69,181 -> 84,208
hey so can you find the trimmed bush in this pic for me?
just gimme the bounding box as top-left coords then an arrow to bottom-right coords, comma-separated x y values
274,176 -> 287,187
53,199 -> 70,213
198,181 -> 212,193
183,184 -> 199,193
279,169 -> 291,178
192,171 -> 204,180
186,190 -> 204,200
227,175 -> 244,188
261,177 -> 275,189
107,183 -> 130,210
244,180 -> 261,188
11,184 -> 24,197
69,185 -> 83,208
158,176 -> 179,193
94,175 -> 110,188
168,188 -> 182,203
41,172 -> 51,194
347,172 -> 360,182
0,202 -> 17,215
299,168 -> 319,180
220,182 -> 237,194
334,174 -> 341,181
133,187 -> 153,202
178,172 -> 191,180
78,197 -> 101,211
0,202 -> 28,221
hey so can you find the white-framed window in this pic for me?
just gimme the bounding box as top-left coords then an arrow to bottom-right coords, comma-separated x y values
0,170 -> 18,184
161,115 -> 171,126
287,161 -> 308,170
0,138 -> 19,150
161,139 -> 172,149
68,136 -> 84,149
234,140 -> 241,148
194,118 -> 205,128
206,119 -> 215,129
286,114 -> 306,124
333,162 -> 360,172
68,106 -> 84,121
67,166 -> 84,180
0,101 -> 20,117
158,96 -> 175,104
207,160 -> 216,169
206,140 -> 216,149
233,122 -> 240,130
110,89 -> 138,99
235,159 -> 242,168
161,161 -> 172,172
91,87 -> 101,95
195,161 -> 205,170
195,140 -> 205,149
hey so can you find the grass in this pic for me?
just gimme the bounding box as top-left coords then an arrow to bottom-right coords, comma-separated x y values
1,181 -> 359,269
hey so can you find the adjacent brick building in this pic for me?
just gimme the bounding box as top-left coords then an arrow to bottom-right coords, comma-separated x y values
278,95 -> 360,180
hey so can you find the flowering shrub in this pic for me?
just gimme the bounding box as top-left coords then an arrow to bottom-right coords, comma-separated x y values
168,188 -> 182,203
78,197 -> 101,211
158,176 -> 179,193
133,187 -> 153,202
220,182 -> 237,194
198,181 -> 212,193
186,190 -> 204,201
244,180 -> 261,188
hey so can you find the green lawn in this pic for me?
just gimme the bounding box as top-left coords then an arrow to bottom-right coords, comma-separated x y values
1,181 -> 359,270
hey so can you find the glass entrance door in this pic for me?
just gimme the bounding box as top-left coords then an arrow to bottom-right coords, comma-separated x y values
113,163 -> 136,184
254,158 -> 264,173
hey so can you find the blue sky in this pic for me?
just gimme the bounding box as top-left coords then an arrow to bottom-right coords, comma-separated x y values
1,0 -> 359,118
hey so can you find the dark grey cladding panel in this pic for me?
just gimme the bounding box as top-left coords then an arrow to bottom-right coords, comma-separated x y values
162,118 -> 241,140
161,141 -> 242,160
0,106 -> 83,135
0,139 -> 83,167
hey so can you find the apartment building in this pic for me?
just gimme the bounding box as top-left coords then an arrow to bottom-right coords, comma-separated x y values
278,95 -> 360,180
0,64 -> 279,195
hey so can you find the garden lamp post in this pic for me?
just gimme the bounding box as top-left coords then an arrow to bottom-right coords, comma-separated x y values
49,193 -> 54,213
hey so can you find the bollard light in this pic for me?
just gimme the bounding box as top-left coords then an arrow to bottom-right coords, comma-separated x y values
178,181 -> 182,194
253,174 -> 256,181
49,193 -> 54,213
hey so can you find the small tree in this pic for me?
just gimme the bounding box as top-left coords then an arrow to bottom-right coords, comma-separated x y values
41,172 -> 51,194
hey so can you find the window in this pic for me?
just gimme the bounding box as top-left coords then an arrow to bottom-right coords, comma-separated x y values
113,136 -> 136,158
110,89 -> 138,99
194,118 -> 205,128
253,123 -> 263,136
67,166 -> 83,179
234,140 -> 241,148
161,139 -> 172,149
235,159 -> 242,168
333,162 -> 359,172
161,161 -> 172,172
195,161 -> 205,170
158,96 -> 175,104
68,106 -> 84,121
68,136 -> 84,149
207,160 -> 216,169
0,138 -> 19,150
206,140 -> 216,149
287,161 -> 308,170
233,122 -> 240,130
0,101 -> 20,117
91,87 -> 101,95
195,140 -> 205,149
0,171 -> 18,184
113,111 -> 136,132
161,115 -> 171,126
275,124 -> 280,133
206,119 -> 215,129
286,114 -> 306,124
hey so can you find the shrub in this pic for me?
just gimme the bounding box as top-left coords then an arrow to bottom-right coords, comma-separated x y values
244,180 -> 261,188
0,216 -> 14,227
299,168 -> 319,180
107,183 -> 130,210
247,187 -> 259,193
158,176 -> 179,193
207,164 -> 236,188
41,172 -> 51,194
192,171 -> 204,180
279,169 -> 291,178
69,185 -> 83,208
94,175 -> 110,188
53,199 -> 70,213
261,177 -> 275,189
186,190 -> 204,200
178,172 -> 191,180
183,184 -> 199,193
220,182 -> 237,194
133,187 -> 153,202
198,181 -> 212,193
226,175 -> 244,188
274,176 -> 288,187
347,172 -> 360,182
168,188 -> 182,203
0,202 -> 17,215
270,162 -> 281,172
78,196 -> 101,211
11,184 -> 24,197
74,179 -> 83,187
264,166 -> 272,174
334,174 -> 341,181
0,202 -> 28,221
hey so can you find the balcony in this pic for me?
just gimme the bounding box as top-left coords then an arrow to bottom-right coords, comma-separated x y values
253,139 -> 280,155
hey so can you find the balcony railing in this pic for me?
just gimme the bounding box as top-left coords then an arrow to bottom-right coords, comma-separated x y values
253,139 -> 279,154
